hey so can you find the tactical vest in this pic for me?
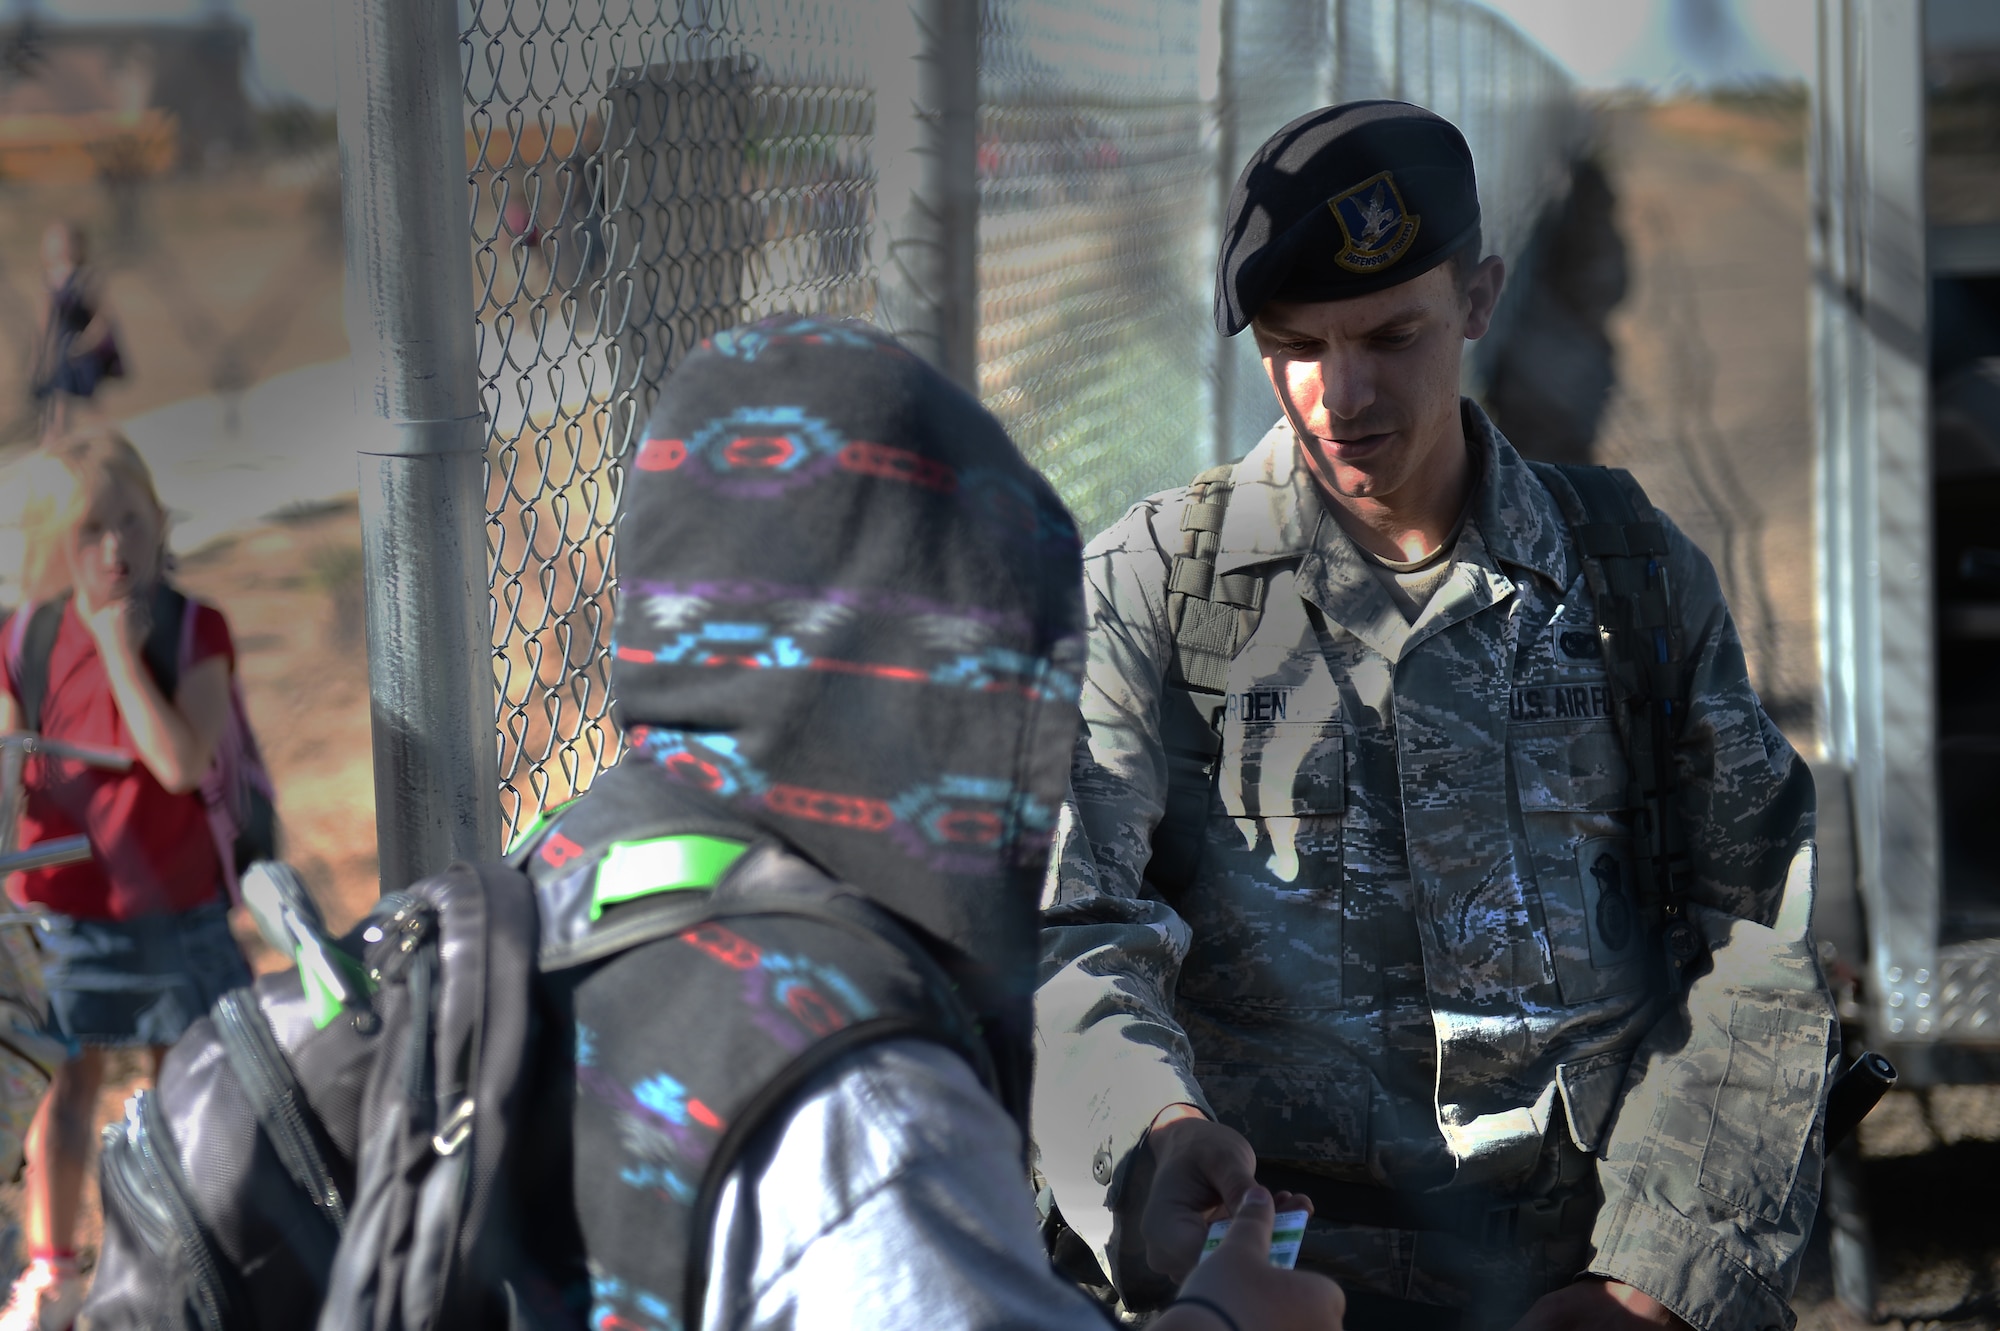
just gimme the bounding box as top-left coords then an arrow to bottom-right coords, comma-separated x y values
1152,458 -> 1700,985
513,770 -> 1002,1328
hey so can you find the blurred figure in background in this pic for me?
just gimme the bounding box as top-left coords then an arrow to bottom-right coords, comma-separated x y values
501,189 -> 549,295
30,223 -> 124,439
0,434 -> 252,1331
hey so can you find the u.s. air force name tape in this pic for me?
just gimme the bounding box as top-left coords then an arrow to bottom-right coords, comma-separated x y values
1199,1209 -> 1309,1269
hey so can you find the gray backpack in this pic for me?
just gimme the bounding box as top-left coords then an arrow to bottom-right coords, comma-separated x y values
86,784 -> 1000,1331
83,860 -> 553,1331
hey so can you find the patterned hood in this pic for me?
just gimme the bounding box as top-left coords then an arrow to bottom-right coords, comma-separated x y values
607,316 -> 1084,1054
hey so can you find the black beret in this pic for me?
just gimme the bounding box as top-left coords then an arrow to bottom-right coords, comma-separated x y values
1215,100 -> 1482,336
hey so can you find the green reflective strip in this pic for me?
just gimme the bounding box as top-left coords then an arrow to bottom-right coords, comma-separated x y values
506,798 -> 579,858
590,835 -> 749,920
300,957 -> 346,1030
298,940 -> 374,1030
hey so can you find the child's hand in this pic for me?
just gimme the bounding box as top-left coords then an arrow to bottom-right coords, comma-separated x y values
74,580 -> 143,656
1164,1186 -> 1345,1331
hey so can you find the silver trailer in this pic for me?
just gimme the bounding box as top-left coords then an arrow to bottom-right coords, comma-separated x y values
1812,0 -> 2000,1310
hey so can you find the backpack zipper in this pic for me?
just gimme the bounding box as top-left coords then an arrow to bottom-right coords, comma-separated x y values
213,989 -> 348,1229
98,1099 -> 177,1260
132,1089 -> 233,1331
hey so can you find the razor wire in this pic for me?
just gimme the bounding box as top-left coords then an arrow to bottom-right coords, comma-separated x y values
466,0 -> 1581,845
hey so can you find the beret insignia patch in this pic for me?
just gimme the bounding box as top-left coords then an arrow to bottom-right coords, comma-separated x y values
1326,170 -> 1421,274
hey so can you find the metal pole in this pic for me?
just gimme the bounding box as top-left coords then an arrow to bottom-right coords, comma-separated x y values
1326,0 -> 1346,106
336,0 -> 501,891
1854,0 -> 1936,1044
873,0 -> 980,392
1209,0 -> 1237,466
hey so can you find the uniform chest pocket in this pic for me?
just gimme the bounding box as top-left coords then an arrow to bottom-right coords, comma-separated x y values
1511,724 -> 1627,813
1511,724 -> 1644,1003
1219,721 -> 1346,819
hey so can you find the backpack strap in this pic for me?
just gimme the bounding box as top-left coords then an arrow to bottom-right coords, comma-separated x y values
175,587 -> 199,678
8,598 -> 65,734
2,600 -> 29,706
1530,461 -> 1702,985
142,583 -> 188,702
509,761 -> 769,971
680,866 -> 1000,1318
552,841 -> 998,1329
1147,463 -> 1265,897
211,989 -> 347,1230
6,585 -> 185,734
514,762 -> 999,1083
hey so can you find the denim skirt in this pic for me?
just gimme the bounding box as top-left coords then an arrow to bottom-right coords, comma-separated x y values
35,902 -> 253,1049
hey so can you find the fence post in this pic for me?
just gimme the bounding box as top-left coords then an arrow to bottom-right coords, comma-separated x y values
1209,0 -> 1238,465
873,0 -> 980,391
336,0 -> 502,891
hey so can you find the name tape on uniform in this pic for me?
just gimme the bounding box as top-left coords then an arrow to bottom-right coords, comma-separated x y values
1509,681 -> 1614,723
1224,688 -> 1294,724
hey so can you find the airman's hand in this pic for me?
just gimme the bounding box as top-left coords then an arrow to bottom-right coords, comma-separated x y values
1139,1106 -> 1312,1283
1157,1185 -> 1345,1331
1139,1108 -> 1256,1282
1509,1277 -> 1692,1331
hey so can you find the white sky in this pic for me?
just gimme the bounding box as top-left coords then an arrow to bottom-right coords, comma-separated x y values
34,0 -> 1815,109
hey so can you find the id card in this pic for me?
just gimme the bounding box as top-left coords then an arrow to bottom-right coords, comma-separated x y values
1199,1209 -> 1309,1269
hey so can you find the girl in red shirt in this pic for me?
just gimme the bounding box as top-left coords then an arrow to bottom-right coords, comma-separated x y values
0,432 -> 251,1329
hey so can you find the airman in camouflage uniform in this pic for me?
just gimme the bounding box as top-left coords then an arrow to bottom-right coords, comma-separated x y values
1033,103 -> 1836,1331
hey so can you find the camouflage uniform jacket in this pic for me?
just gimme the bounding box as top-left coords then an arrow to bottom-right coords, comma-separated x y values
1035,402 -> 1835,1331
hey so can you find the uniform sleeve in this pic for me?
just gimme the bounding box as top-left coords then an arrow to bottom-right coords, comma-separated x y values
699,1040 -> 1110,1331
1586,516 -> 1839,1331
1032,498 -> 1211,1286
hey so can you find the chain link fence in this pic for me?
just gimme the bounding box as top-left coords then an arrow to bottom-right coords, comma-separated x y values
976,0 -> 1213,537
466,1 -> 885,836
465,0 -> 1581,846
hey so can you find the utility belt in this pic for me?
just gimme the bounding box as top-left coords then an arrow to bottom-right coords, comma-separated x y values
1254,1164 -> 1598,1248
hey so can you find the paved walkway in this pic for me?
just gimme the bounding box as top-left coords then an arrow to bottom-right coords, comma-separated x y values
0,358 -> 353,598
0,305 -> 607,599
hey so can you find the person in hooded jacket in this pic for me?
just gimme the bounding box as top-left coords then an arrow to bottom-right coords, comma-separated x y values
512,316 -> 1346,1331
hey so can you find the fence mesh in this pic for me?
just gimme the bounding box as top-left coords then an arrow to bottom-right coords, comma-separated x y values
467,0 -> 1581,846
466,1 -> 884,837
976,0 -> 1214,538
